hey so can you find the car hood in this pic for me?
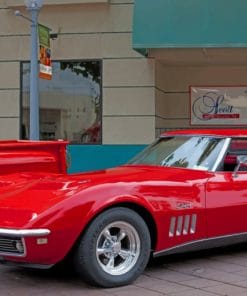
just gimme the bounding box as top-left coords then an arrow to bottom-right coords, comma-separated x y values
0,166 -> 211,228
0,172 -> 85,228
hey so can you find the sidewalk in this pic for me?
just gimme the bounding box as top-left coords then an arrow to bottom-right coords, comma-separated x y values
2,245 -> 247,295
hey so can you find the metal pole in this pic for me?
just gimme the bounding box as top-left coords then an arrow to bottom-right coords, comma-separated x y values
29,8 -> 39,140
25,0 -> 43,140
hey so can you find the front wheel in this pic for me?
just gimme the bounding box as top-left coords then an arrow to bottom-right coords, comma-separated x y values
73,207 -> 151,287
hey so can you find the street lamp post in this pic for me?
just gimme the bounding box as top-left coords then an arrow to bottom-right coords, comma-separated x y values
25,0 -> 43,140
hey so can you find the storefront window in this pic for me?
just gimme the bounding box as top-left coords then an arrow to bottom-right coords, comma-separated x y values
21,60 -> 102,144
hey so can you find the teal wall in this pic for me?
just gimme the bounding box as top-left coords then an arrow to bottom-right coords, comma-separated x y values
67,144 -> 146,173
133,0 -> 247,50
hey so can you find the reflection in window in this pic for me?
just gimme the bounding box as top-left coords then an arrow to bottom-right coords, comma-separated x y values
21,61 -> 102,144
129,136 -> 226,171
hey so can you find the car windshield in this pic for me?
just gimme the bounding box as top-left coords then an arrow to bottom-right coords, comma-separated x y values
128,136 -> 226,171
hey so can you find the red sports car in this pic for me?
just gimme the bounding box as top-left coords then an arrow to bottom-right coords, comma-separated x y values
0,129 -> 247,287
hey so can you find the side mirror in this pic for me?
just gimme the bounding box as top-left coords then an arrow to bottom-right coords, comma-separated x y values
233,155 -> 247,177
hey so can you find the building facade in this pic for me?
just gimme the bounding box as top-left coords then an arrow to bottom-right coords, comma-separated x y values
1,0 -> 247,171
0,0 -> 155,146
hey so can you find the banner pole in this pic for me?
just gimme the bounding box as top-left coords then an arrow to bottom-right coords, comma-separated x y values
25,0 -> 43,140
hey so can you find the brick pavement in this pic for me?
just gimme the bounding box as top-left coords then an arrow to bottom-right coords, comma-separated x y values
2,245 -> 247,296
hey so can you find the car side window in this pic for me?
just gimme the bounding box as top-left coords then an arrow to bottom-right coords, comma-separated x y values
223,138 -> 247,172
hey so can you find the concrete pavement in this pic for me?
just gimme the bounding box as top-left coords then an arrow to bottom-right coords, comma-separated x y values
2,245 -> 247,295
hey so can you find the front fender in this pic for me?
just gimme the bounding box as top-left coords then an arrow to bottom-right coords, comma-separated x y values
26,185 -> 158,264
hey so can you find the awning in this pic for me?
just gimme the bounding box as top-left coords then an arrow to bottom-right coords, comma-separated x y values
133,0 -> 247,55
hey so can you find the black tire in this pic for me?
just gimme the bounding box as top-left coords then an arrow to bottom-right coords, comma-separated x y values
73,207 -> 151,287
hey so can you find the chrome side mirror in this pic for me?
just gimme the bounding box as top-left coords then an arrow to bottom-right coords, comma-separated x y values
233,155 -> 247,177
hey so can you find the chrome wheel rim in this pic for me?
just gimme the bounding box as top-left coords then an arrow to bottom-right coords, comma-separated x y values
96,221 -> 141,276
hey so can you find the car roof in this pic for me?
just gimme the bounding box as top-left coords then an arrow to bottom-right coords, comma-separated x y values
161,129 -> 247,138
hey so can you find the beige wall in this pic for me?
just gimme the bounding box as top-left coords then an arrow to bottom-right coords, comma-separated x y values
0,0 -> 156,143
0,62 -> 20,139
155,62 -> 247,136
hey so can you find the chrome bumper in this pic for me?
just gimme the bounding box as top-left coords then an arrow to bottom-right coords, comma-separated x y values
0,228 -> 50,237
0,228 -> 50,257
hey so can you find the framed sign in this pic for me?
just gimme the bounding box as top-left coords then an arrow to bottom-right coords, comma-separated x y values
190,86 -> 247,126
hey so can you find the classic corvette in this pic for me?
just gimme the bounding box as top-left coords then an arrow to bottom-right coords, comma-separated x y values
0,129 -> 247,287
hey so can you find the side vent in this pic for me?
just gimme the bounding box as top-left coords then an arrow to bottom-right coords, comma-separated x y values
169,214 -> 197,237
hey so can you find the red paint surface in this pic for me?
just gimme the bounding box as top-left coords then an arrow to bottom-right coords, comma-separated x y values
1,130 -> 247,266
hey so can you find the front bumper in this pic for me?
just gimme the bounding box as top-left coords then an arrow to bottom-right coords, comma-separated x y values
0,228 -> 50,257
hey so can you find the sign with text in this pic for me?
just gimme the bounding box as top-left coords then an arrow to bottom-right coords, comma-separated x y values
38,24 -> 52,80
190,86 -> 247,125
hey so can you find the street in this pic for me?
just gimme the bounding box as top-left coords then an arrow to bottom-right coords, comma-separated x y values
2,245 -> 247,295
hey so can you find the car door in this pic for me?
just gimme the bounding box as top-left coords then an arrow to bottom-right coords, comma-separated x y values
206,138 -> 247,238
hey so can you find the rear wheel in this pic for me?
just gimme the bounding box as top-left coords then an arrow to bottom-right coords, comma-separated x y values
73,207 -> 151,287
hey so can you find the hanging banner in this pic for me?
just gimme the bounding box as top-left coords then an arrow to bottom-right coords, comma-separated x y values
38,24 -> 52,80
190,86 -> 247,125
